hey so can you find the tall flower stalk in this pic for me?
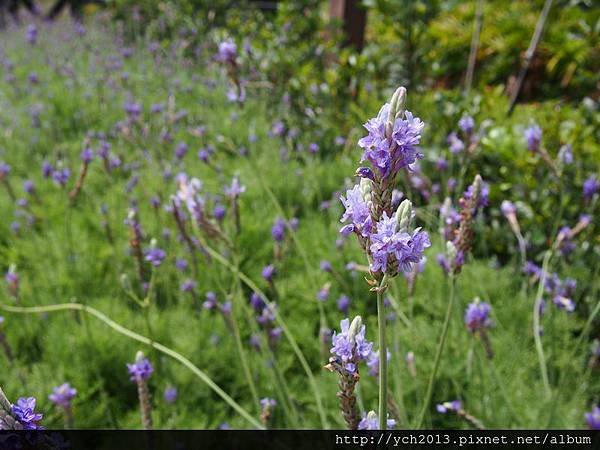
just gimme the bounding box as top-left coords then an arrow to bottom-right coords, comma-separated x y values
419,174 -> 486,428
341,87 -> 430,429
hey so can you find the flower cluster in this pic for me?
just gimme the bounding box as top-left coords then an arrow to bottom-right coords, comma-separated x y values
49,383 -> 77,409
0,392 -> 43,430
436,175 -> 487,275
464,299 -> 492,332
524,263 -> 577,312
358,411 -> 396,430
436,400 -> 462,414
127,354 -> 154,382
249,292 -> 282,349
341,87 -> 430,279
330,317 -> 373,374
586,405 -> 600,430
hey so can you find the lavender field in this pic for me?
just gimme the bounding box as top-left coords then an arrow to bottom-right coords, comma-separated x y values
0,0 -> 599,431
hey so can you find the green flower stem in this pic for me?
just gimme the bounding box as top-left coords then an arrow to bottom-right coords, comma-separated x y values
0,302 -> 264,430
377,274 -> 389,430
229,306 -> 261,413
249,160 -> 328,332
415,273 -> 456,429
201,242 -> 329,428
533,250 -> 552,398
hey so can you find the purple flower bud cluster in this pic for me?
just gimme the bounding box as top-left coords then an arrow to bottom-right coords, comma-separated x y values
49,383 -> 77,409
216,40 -> 237,64
357,411 -> 396,430
330,318 -> 374,374
586,406 -> 600,430
11,397 -> 43,430
436,400 -> 462,414
524,124 -> 542,152
249,292 -> 282,348
341,89 -> 430,278
524,262 -> 577,312
127,356 -> 154,382
164,386 -> 178,404
357,103 -> 424,177
145,247 -> 166,267
464,300 -> 492,332
583,175 -> 599,201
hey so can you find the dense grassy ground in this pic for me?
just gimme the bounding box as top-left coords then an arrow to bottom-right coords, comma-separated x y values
0,15 -> 598,430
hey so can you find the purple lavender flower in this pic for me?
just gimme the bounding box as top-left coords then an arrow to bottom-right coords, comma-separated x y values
127,356 -> 153,381
0,162 -> 10,178
214,204 -> 226,221
260,398 -> 276,410
435,158 -> 448,171
308,143 -> 319,154
559,144 -> 573,165
49,383 -> 77,409
317,284 -> 330,302
164,387 -> 178,404
23,180 -> 35,195
250,292 -> 265,311
203,292 -> 218,310
261,264 -> 276,283
458,116 -> 475,134
358,411 -> 396,430
500,200 -> 516,217
289,217 -> 299,231
331,317 -> 373,373
26,24 -> 38,45
583,176 -> 599,200
586,406 -> 600,430
52,167 -> 71,187
339,184 -> 372,237
80,148 -> 94,164
447,132 -> 465,154
358,103 -> 424,176
369,213 -> 430,274
145,247 -> 166,267
124,101 -> 142,119
216,40 -> 237,64
523,261 -> 542,277
197,149 -> 210,163
42,161 -> 53,178
180,279 -> 197,293
464,300 -> 492,331
337,295 -> 350,314
553,295 -> 575,312
524,124 -> 542,152
436,400 -> 462,413
366,349 -> 391,377
11,397 -> 43,430
320,260 -> 332,273
224,177 -> 246,199
175,259 -> 188,271
175,142 -> 188,159
271,218 -> 286,242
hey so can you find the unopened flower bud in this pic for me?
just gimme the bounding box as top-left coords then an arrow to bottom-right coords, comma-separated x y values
389,86 -> 407,122
446,241 -> 458,262
359,178 -> 373,205
347,316 -> 363,343
395,199 -> 413,232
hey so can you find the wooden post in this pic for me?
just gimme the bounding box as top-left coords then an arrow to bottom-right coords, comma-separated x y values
329,0 -> 367,50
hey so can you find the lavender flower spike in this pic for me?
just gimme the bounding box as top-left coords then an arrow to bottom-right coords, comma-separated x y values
358,411 -> 396,430
49,383 -> 76,409
586,406 -> 600,430
128,351 -> 153,430
0,389 -> 43,430
325,316 -> 374,429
